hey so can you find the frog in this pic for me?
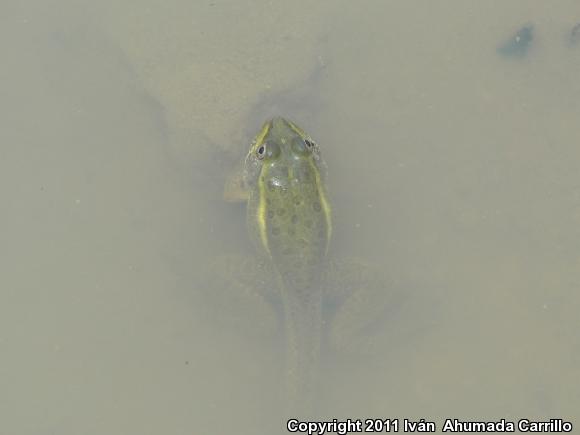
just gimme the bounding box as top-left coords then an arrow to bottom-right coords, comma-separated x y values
207,117 -> 392,416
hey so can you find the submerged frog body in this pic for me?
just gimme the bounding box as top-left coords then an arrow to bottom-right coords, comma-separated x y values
244,118 -> 331,412
215,118 -> 389,415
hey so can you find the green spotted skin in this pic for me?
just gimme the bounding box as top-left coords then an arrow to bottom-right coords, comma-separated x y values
243,117 -> 332,414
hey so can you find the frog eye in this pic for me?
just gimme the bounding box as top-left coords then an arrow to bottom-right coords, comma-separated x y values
291,137 -> 315,156
256,141 -> 280,160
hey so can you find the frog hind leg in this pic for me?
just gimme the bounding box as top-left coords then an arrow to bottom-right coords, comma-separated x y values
323,258 -> 406,355
199,254 -> 280,340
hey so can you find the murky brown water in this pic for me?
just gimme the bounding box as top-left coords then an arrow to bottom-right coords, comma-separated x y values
1,1 -> 578,434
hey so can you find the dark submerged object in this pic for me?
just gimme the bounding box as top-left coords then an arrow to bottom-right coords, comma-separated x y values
497,24 -> 534,58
